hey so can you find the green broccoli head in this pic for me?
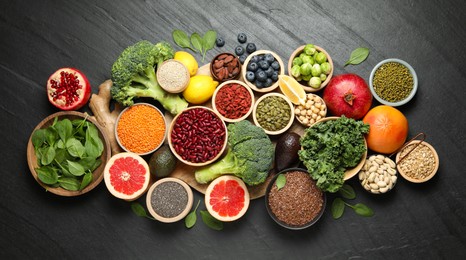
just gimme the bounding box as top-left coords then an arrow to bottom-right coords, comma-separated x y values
110,40 -> 187,114
194,120 -> 274,186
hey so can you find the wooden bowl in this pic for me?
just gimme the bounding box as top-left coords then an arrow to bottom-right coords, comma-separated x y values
211,80 -> 255,123
26,111 -> 111,196
396,140 -> 439,183
168,106 -> 228,167
309,117 -> 367,180
252,93 -> 295,135
156,59 -> 190,93
210,52 -> 241,82
241,50 -> 285,93
294,93 -> 327,127
287,45 -> 334,92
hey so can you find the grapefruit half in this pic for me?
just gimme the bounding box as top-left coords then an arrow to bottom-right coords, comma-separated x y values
205,175 -> 250,222
104,152 -> 150,201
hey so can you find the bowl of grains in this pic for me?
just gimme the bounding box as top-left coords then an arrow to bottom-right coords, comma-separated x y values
115,103 -> 166,156
265,168 -> 326,230
396,140 -> 439,183
369,58 -> 418,106
156,59 -> 190,93
212,80 -> 254,123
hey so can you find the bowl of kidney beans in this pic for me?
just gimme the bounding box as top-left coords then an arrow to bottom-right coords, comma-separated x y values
168,107 -> 228,166
241,50 -> 285,93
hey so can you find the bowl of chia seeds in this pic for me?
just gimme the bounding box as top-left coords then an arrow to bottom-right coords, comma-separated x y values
369,58 -> 418,107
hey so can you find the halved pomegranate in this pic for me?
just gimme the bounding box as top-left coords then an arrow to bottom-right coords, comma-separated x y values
46,68 -> 91,110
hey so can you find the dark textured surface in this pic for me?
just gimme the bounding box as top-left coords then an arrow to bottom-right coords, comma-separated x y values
1,0 -> 466,259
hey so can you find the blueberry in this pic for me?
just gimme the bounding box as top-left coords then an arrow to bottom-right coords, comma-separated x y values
239,54 -> 248,64
216,37 -> 225,47
237,33 -> 247,43
247,62 -> 258,72
250,55 -> 260,63
271,71 -> 279,81
264,53 -> 275,64
246,43 -> 256,54
255,80 -> 264,88
256,70 -> 267,82
271,60 -> 280,70
265,67 -> 274,77
259,60 -> 269,70
257,54 -> 264,60
264,78 -> 273,87
235,46 -> 245,56
246,71 -> 255,82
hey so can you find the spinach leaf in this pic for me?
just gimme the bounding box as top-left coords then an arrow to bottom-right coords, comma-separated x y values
190,32 -> 204,53
45,127 -> 58,147
349,203 -> 374,217
131,202 -> 155,220
331,198 -> 345,219
54,118 -> 73,142
338,184 -> 356,199
344,47 -> 369,66
172,29 -> 195,51
32,129 -> 48,148
85,123 -> 103,158
58,177 -> 80,191
185,200 -> 200,229
67,160 -> 85,176
36,166 -> 58,185
201,30 -> 217,61
200,210 -> 223,230
41,146 -> 56,166
79,171 -> 93,191
66,138 -> 85,158
275,174 -> 286,191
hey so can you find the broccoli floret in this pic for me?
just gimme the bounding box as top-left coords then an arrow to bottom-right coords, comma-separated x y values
195,120 -> 274,186
110,40 -> 188,115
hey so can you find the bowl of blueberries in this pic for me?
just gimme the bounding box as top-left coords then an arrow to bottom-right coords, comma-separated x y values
241,50 -> 285,93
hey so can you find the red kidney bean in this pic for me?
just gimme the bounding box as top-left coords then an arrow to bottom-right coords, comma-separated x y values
171,108 -> 226,163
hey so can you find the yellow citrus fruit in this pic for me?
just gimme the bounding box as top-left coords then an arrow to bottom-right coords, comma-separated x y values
182,75 -> 218,104
278,75 -> 306,105
174,51 -> 198,76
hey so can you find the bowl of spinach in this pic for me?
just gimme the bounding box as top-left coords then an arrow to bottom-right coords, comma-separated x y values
27,111 -> 111,196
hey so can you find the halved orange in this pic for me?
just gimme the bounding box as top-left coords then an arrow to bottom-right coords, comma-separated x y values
278,75 -> 306,105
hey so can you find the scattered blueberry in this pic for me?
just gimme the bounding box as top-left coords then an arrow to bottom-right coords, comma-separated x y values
259,60 -> 270,70
264,53 -> 275,64
235,46 -> 245,56
237,33 -> 247,43
271,60 -> 280,70
247,62 -> 258,72
264,78 -> 273,87
246,71 -> 255,82
216,37 -> 225,47
265,67 -> 274,77
271,71 -> 279,81
246,43 -> 256,54
239,54 -> 248,64
256,70 -> 267,82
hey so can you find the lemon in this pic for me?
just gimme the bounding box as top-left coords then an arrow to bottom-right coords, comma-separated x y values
174,51 -> 198,76
278,75 -> 306,105
183,75 -> 218,104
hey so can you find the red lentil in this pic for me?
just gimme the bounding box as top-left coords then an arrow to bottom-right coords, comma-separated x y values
268,171 -> 324,227
117,104 -> 166,154
215,83 -> 252,119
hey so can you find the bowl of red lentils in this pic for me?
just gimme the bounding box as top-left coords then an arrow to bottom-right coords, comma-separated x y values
168,106 -> 228,166
396,140 -> 439,183
369,58 -> 418,107
265,168 -> 326,230
115,103 -> 167,156
212,80 -> 254,123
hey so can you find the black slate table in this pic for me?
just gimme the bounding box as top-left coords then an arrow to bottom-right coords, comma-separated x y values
2,0 -> 466,259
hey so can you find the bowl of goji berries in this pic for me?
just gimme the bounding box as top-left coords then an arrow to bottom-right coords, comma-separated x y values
212,80 -> 255,123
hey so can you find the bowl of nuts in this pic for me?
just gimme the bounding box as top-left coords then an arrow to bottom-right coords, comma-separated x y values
210,53 -> 241,82
358,154 -> 398,194
168,106 -> 228,166
396,140 -> 439,183
242,50 -> 285,93
294,93 -> 327,127
253,93 -> 294,135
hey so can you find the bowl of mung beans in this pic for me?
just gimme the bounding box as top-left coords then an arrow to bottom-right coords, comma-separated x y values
252,92 -> 294,135
369,58 -> 418,107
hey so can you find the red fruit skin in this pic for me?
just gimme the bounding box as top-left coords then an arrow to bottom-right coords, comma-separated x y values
46,67 -> 91,111
323,73 -> 372,119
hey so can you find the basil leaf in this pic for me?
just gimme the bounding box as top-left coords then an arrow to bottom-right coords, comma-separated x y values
67,160 -> 85,176
36,166 -> 58,185
79,171 -> 93,191
58,177 -> 80,191
66,138 -> 85,158
338,184 -> 356,200
331,198 -> 345,219
54,118 -> 73,142
172,29 -> 195,51
32,129 -> 48,148
185,200 -> 200,229
200,210 -> 223,230
41,146 -> 56,166
344,47 -> 369,66
190,32 -> 203,53
275,174 -> 286,191
351,203 -> 374,217
201,30 -> 217,61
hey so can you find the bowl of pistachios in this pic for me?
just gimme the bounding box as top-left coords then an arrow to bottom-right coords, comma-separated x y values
369,58 -> 418,107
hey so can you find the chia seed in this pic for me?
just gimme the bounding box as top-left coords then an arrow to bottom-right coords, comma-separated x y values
151,181 -> 188,218
268,171 -> 324,227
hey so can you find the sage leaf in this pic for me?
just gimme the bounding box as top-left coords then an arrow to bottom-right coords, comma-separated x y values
36,166 -> 58,185
338,184 -> 356,200
66,138 -> 85,158
201,30 -> 217,61
79,171 -> 93,191
331,198 -> 345,219
58,177 -> 80,191
190,32 -> 204,53
172,29 -> 195,51
344,47 -> 369,66
41,146 -> 56,166
200,210 -> 223,230
351,203 -> 374,217
67,160 -> 85,176
185,200 -> 200,229
275,174 -> 286,191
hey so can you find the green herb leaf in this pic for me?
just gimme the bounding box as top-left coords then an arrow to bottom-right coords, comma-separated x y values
190,32 -> 204,53
79,171 -> 93,191
172,29 -> 195,51
45,127 -> 58,147
350,203 -> 374,217
85,123 -> 104,158
54,118 -> 73,142
201,30 -> 217,61
276,174 -> 286,191
67,160 -> 85,176
344,47 -> 369,66
36,166 -> 58,185
58,177 -> 80,191
66,138 -> 85,158
185,200 -> 201,229
338,184 -> 356,200
200,210 -> 223,230
32,129 -> 48,148
131,202 -> 155,220
331,198 -> 345,219
41,146 -> 56,166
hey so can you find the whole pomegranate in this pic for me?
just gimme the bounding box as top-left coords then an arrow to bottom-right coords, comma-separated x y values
323,74 -> 372,119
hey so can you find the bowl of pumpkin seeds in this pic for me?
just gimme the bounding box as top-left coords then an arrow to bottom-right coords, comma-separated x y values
369,58 -> 418,107
252,92 -> 294,135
